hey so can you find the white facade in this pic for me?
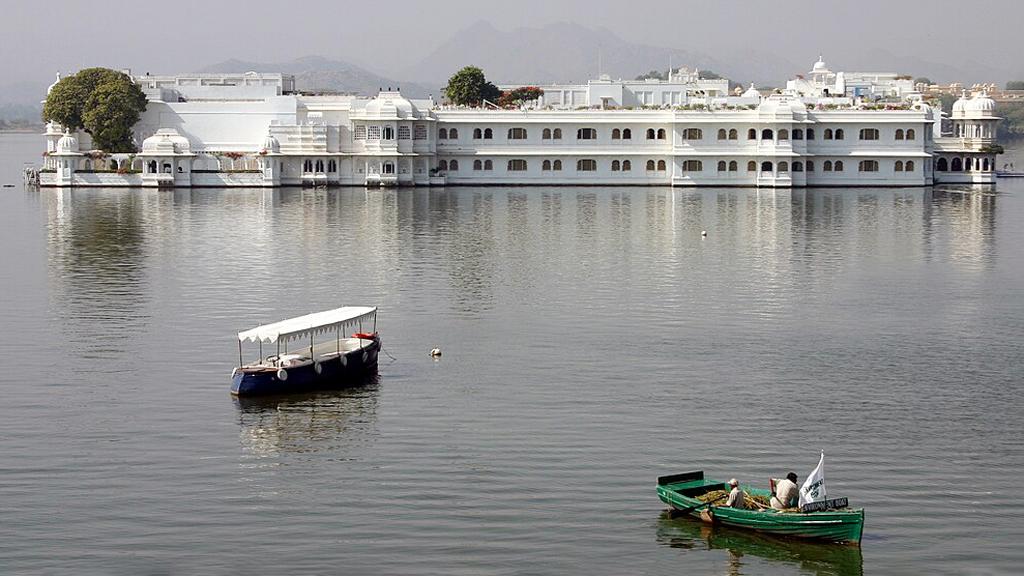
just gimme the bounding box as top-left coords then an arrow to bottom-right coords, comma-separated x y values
39,66 -> 1001,189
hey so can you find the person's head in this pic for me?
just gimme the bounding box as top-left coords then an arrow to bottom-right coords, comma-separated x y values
728,478 -> 739,488
787,472 -> 798,483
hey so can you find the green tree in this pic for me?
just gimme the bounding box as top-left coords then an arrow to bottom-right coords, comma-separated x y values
1006,81 -> 1024,91
443,66 -> 501,106
497,86 -> 544,108
635,70 -> 666,81
42,67 -> 147,152
914,77 -> 933,86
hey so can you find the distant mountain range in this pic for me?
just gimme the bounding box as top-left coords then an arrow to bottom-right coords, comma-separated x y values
198,55 -> 437,98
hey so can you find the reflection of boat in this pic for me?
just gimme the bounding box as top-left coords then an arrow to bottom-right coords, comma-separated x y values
655,513 -> 864,576
232,307 -> 380,396
657,471 -> 864,545
234,381 -> 379,457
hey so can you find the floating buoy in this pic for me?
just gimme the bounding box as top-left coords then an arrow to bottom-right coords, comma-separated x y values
276,368 -> 288,381
430,347 -> 442,357
701,230 -> 707,237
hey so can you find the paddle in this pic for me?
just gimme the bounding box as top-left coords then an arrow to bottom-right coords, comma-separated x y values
676,493 -> 728,515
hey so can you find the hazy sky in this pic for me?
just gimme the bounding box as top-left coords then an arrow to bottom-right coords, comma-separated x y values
4,0 -> 1022,85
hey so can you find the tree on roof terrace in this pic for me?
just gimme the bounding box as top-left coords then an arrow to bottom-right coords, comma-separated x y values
43,67 -> 147,153
498,87 -> 544,108
444,66 -> 501,107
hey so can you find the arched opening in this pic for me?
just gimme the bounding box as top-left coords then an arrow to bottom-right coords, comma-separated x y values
835,129 -> 845,140
806,128 -> 815,140
382,162 -> 395,174
895,161 -> 904,172
792,129 -> 803,140
728,129 -> 738,140
646,160 -> 656,171
718,129 -> 727,140
778,161 -> 789,173
747,160 -> 756,172
778,129 -> 789,140
474,128 -> 482,139
761,128 -> 774,140
622,128 -> 631,140
449,159 -> 459,171
484,159 -> 492,170
646,128 -> 656,140
484,128 -> 493,139
543,128 -> 552,140
936,158 -> 948,171
543,159 -> 551,171
747,128 -> 757,140
553,160 -> 562,171
303,159 -> 313,173
315,160 -> 324,173
382,126 -> 394,140
895,129 -> 904,141
657,159 -> 667,171
552,128 -> 561,140
728,160 -> 738,172
824,160 -> 833,172
328,159 -> 337,173
906,160 -> 914,171
438,128 -> 448,140
147,160 -> 157,173
612,128 -> 622,140
906,129 -> 915,140
824,128 -> 834,140
805,160 -> 814,172
717,160 -> 727,172
951,157 -> 963,172
792,161 -> 803,172
622,160 -> 631,171
983,158 -> 990,171
474,159 -> 482,171
834,160 -> 844,171
761,161 -> 773,173
612,160 -> 621,171
438,160 -> 448,171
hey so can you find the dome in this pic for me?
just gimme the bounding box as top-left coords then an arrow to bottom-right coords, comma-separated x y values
56,131 -> 79,153
262,133 -> 280,153
966,92 -> 996,114
141,128 -> 191,154
47,72 -> 61,95
743,83 -> 761,98
360,91 -> 416,119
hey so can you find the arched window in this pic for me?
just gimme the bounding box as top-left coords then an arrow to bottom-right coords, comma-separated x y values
824,128 -> 834,140
543,159 -> 551,171
936,158 -> 948,171
895,129 -> 904,141
682,128 -> 700,140
793,129 -> 804,140
717,160 -> 727,171
859,128 -> 879,141
983,158 -> 990,171
147,160 -> 157,173
646,128 -> 656,140
576,159 -> 597,171
484,160 -> 493,170
543,128 -> 552,140
906,129 -> 915,140
778,129 -> 789,140
835,129 -> 844,140
612,160 -> 621,171
894,161 -> 903,172
315,160 -> 324,172
834,160 -> 844,171
382,126 -> 394,140
682,160 -> 701,171
328,159 -> 337,173
484,128 -> 493,139
806,128 -> 815,140
507,159 -> 527,171
729,129 -> 738,140
438,128 -> 448,140
646,160 -> 656,171
778,161 -> 789,173
577,128 -> 597,140
382,162 -> 395,174
718,129 -> 727,140
762,128 -> 774,140
658,159 -> 667,171
747,161 -> 757,172
823,160 -> 833,172
612,128 -> 622,140
474,128 -> 483,139
858,160 -> 878,172
951,157 -> 963,172
728,160 -> 738,172
622,160 -> 631,171
449,128 -> 459,140
303,159 -> 313,173
508,127 -> 527,140
761,161 -> 773,173
553,128 -> 562,140
622,128 -> 631,140
438,160 -> 448,171
806,160 -> 814,172
474,159 -> 483,171
792,161 -> 803,172
906,160 -> 915,172
553,160 -> 562,171
748,128 -> 757,140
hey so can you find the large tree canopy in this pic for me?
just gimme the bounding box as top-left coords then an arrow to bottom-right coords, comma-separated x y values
42,68 -> 147,152
443,66 -> 501,106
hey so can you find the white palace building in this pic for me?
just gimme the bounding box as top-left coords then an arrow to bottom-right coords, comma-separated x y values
39,58 -> 1001,189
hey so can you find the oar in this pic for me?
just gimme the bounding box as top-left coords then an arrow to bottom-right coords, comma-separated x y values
676,494 -> 727,515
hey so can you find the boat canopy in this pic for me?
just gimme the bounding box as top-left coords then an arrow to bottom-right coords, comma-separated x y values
237,306 -> 377,344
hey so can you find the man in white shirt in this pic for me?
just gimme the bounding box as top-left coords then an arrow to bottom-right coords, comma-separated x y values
771,472 -> 799,510
724,478 -> 746,509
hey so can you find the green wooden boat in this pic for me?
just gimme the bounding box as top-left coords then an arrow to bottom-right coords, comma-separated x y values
657,471 -> 864,546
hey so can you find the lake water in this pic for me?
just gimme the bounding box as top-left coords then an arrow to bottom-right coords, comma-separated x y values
2,132 -> 1023,575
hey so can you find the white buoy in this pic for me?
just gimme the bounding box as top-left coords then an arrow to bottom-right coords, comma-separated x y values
430,347 -> 442,357
701,230 -> 707,238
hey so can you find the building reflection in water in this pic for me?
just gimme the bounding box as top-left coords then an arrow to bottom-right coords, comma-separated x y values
234,376 -> 380,459
655,513 -> 864,576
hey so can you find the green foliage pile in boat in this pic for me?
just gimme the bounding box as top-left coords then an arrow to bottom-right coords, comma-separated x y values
698,489 -> 772,508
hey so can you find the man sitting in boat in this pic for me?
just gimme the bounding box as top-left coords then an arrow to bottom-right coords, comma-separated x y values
723,478 -> 746,509
770,472 -> 800,510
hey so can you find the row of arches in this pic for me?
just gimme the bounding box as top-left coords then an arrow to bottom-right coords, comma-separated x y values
935,157 -> 992,172
302,159 -> 338,174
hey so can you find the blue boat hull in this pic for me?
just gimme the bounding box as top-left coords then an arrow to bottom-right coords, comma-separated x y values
231,338 -> 381,396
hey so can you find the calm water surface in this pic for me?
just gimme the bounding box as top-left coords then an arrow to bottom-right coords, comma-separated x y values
1,133 -> 1023,575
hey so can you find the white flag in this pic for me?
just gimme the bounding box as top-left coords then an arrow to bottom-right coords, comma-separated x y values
799,451 -> 827,507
